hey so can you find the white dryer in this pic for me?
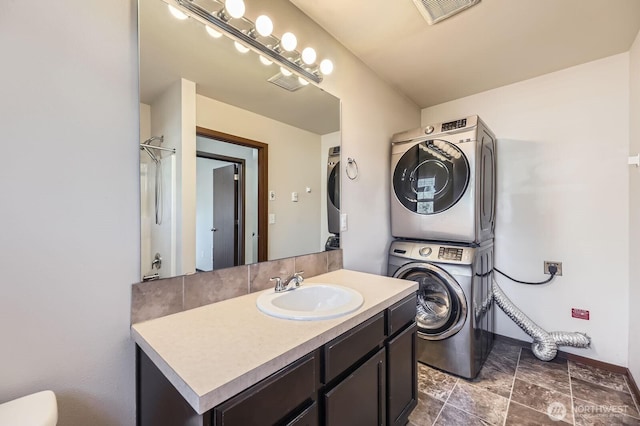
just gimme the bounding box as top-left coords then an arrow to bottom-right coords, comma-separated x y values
391,115 -> 496,244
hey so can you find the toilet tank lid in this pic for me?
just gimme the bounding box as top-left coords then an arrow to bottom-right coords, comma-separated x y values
0,390 -> 57,426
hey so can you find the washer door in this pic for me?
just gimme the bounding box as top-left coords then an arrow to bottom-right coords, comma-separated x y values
394,262 -> 467,340
393,139 -> 470,215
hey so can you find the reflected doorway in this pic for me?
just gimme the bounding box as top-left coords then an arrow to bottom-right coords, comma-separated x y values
196,127 -> 268,269
196,155 -> 245,271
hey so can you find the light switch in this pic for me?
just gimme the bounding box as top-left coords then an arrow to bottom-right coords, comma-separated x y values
291,192 -> 298,202
340,213 -> 348,231
269,191 -> 276,201
269,214 -> 276,224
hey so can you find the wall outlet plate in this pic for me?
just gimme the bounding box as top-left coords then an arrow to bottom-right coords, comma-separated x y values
544,261 -> 562,276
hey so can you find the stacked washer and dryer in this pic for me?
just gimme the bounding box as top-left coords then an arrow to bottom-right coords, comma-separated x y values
387,116 -> 497,379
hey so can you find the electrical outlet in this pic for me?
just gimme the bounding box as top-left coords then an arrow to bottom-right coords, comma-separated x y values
571,308 -> 589,320
544,261 -> 563,276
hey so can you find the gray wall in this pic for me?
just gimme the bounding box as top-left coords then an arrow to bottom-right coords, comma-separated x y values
0,0 -> 139,424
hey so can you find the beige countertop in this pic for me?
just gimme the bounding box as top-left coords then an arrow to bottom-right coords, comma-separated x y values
131,269 -> 418,414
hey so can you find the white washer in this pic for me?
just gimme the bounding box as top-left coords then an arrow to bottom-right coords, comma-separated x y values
388,239 -> 494,379
391,115 -> 496,244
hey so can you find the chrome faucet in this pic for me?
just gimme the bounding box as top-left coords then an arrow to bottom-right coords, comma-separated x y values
270,271 -> 304,293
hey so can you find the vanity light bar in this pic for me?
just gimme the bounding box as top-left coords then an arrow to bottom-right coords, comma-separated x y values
172,0 -> 323,84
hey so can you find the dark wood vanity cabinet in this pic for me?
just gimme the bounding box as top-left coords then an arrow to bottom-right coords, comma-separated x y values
137,293 -> 417,426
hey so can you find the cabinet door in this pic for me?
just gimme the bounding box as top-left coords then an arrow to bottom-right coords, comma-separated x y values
287,401 -> 318,426
324,347 -> 386,426
386,323 -> 418,426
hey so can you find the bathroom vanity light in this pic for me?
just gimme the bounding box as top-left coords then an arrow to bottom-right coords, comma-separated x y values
165,0 -> 333,84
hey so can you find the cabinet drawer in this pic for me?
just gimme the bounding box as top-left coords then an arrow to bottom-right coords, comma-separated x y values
324,312 -> 385,383
213,350 -> 319,425
386,293 -> 416,337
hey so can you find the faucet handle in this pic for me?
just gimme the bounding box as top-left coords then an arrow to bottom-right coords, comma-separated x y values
293,271 -> 304,286
270,277 -> 284,292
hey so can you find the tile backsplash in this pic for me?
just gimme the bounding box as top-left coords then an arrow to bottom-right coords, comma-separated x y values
131,249 -> 343,324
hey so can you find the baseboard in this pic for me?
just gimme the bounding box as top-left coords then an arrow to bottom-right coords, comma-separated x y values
493,333 -> 640,404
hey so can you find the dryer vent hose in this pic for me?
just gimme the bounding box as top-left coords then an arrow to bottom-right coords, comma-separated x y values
492,280 -> 591,361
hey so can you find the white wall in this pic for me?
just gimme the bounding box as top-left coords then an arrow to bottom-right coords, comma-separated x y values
628,30 -> 640,383
140,104 -> 153,278
196,94 -> 324,260
422,54 -> 630,365
0,0 -> 139,424
261,2 -> 422,274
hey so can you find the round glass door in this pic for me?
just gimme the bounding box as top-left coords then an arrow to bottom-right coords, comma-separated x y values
395,263 -> 467,340
393,139 -> 469,214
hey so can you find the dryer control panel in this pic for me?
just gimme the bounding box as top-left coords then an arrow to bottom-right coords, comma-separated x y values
441,118 -> 467,132
438,247 -> 464,261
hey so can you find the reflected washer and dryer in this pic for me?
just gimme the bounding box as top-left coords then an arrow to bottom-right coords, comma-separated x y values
391,115 -> 496,244
388,239 -> 494,379
325,146 -> 341,250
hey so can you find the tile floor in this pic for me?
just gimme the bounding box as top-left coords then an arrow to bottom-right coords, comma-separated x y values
408,339 -> 640,425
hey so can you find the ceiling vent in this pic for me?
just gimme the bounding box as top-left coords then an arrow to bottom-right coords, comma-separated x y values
268,72 -> 305,92
411,0 -> 481,25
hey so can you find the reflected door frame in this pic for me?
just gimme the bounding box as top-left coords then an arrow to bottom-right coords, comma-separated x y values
196,126 -> 268,262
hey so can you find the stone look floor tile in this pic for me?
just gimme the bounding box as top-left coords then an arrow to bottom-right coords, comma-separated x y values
445,380 -> 509,425
574,397 -> 640,426
466,362 -> 516,399
409,392 -> 445,425
505,401 -> 572,425
417,363 -> 458,401
464,340 -> 521,398
569,360 -> 629,392
434,404 -> 494,425
572,378 -> 640,419
510,379 -> 574,424
515,349 -> 571,395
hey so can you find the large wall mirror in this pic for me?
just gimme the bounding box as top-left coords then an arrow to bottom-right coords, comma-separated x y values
139,0 -> 341,280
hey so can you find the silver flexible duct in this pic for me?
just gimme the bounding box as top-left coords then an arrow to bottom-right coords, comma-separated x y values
492,279 -> 591,361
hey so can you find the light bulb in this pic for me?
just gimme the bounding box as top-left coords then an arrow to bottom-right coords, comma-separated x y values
205,26 -> 222,39
280,67 -> 292,77
255,15 -> 273,37
320,59 -> 334,75
281,32 -> 297,52
168,5 -> 188,20
225,0 -> 245,19
298,77 -> 309,86
301,47 -> 317,65
259,56 -> 273,66
234,41 -> 249,53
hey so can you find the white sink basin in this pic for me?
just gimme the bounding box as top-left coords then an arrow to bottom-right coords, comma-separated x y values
256,284 -> 364,321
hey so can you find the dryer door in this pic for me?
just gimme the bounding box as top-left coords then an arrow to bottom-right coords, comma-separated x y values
393,139 -> 470,215
393,262 -> 467,340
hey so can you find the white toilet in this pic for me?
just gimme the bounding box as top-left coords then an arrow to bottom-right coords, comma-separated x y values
0,391 -> 57,426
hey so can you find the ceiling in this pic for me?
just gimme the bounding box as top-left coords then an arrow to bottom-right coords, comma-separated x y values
291,0 -> 640,108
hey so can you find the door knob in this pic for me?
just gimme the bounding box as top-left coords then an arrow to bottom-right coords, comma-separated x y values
211,228 -> 217,232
